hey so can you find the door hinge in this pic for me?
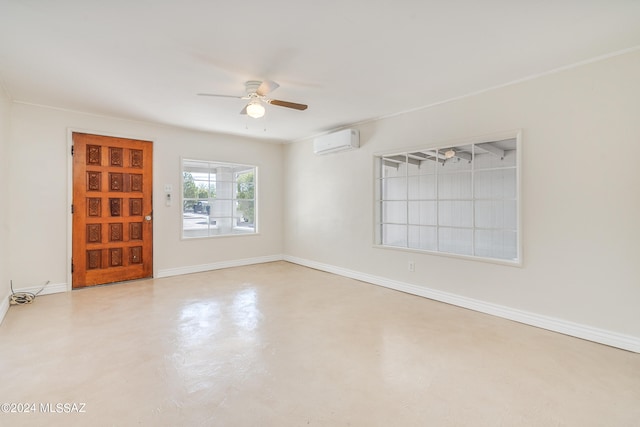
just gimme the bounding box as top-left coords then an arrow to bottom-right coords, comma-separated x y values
71,204 -> 74,214
71,260 -> 74,273
71,145 -> 74,156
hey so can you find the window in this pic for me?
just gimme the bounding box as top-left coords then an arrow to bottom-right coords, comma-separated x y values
182,159 -> 257,238
375,135 -> 520,263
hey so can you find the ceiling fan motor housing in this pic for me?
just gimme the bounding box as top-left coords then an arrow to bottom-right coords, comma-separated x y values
245,81 -> 262,96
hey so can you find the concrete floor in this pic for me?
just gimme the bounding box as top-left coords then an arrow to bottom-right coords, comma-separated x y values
1,261 -> 638,426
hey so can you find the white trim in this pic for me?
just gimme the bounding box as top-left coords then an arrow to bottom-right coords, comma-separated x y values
157,254 -> 283,278
283,255 -> 640,353
372,244 -> 520,267
10,282 -> 68,297
0,294 -> 8,325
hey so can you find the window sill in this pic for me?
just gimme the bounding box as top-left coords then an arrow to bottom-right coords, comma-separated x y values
372,244 -> 522,268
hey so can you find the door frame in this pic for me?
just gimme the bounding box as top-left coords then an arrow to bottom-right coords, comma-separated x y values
66,128 -> 156,291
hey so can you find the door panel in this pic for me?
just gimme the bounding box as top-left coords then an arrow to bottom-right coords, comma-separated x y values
72,133 -> 153,288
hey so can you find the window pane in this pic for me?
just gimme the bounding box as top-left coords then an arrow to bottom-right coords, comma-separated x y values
408,201 -> 436,225
439,227 -> 473,255
408,175 -> 436,200
235,182 -> 255,199
407,161 -> 421,176
210,199 -> 232,216
192,177 -> 210,199
182,211 -> 213,238
475,230 -> 517,260
474,139 -> 517,169
475,200 -> 517,229
381,177 -> 407,200
382,224 -> 407,247
474,169 -> 516,199
438,201 -> 473,227
235,200 -> 255,227
440,144 -> 473,171
438,172 -> 472,199
414,155 -> 436,175
381,158 -> 406,178
381,201 -> 407,224
408,226 -> 437,250
183,172 -> 200,199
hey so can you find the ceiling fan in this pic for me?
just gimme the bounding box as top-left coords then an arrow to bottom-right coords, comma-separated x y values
198,80 -> 308,118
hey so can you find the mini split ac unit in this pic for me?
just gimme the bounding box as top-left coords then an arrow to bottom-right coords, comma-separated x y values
313,129 -> 359,155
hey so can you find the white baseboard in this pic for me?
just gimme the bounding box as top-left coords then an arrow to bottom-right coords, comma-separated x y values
1,282 -> 68,325
157,254 -> 284,278
12,282 -> 68,296
283,255 -> 640,353
0,294 -> 8,325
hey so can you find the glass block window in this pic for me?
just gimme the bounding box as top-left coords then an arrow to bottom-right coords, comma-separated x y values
375,136 -> 520,263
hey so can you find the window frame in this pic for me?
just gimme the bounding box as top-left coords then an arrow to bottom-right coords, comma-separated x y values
373,131 -> 522,266
181,158 -> 258,239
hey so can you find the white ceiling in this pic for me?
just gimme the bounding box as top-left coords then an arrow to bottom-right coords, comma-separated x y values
1,0 -> 639,142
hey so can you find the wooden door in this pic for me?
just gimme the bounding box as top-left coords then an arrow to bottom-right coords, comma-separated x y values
72,133 -> 153,288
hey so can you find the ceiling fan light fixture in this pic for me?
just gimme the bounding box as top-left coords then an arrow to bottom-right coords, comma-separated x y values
246,100 -> 265,118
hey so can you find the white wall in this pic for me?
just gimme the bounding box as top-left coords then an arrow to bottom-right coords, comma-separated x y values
7,103 -> 284,288
284,50 -> 640,342
0,87 -> 11,312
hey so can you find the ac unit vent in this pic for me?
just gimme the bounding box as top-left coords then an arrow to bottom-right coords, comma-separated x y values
313,129 -> 359,155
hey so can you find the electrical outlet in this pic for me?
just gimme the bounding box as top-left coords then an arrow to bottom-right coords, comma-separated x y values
408,261 -> 415,272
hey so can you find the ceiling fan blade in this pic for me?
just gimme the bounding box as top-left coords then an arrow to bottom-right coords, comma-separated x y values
256,80 -> 280,96
197,93 -> 243,99
268,99 -> 308,110
239,105 -> 248,115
